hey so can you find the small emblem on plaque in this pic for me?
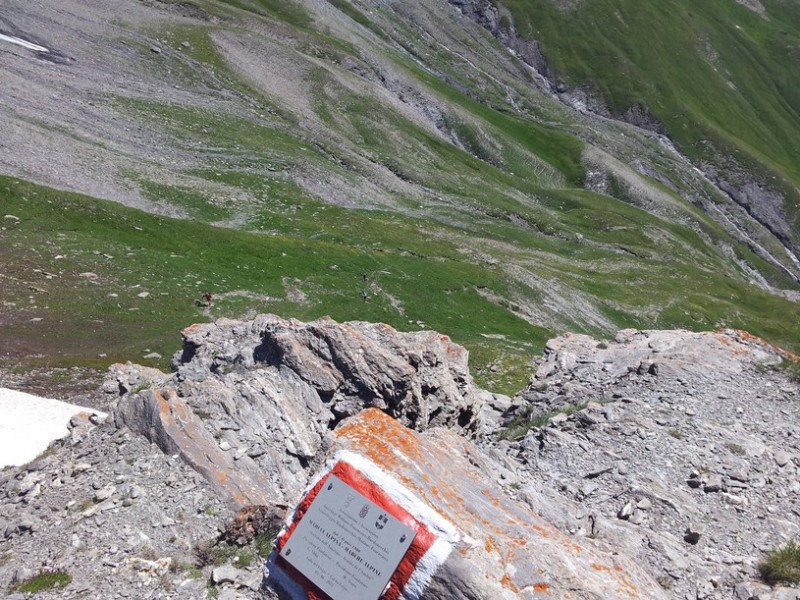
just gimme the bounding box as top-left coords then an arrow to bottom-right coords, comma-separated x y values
375,513 -> 388,529
327,482 -> 334,491
285,548 -> 292,556
359,504 -> 370,518
400,534 -> 407,543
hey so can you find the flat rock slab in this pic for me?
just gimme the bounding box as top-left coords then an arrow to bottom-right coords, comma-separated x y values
268,409 -> 667,600
0,388 -> 106,468
114,387 -> 279,508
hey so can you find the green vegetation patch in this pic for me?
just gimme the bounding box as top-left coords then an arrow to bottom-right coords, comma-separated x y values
11,570 -> 72,593
219,0 -> 312,28
0,176 -> 545,395
498,402 -> 589,441
759,540 -> 800,585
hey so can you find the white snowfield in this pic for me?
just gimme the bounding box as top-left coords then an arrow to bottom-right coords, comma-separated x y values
0,388 -> 106,468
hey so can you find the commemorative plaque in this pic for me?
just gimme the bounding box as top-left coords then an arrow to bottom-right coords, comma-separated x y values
279,474 -> 417,600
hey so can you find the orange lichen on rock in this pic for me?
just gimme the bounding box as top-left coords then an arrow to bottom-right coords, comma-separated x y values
728,329 -> 800,362
336,408 -> 425,464
181,323 -> 202,335
501,572 -> 520,593
533,582 -> 550,594
145,389 -> 275,509
328,409 -> 666,599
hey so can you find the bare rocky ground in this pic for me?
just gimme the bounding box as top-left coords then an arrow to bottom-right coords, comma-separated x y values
1,316 -> 798,599
491,329 -> 800,599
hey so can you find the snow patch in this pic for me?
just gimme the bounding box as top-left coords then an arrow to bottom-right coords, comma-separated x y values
0,388 -> 106,468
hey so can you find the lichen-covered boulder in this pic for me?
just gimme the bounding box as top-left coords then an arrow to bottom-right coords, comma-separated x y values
266,409 -> 668,600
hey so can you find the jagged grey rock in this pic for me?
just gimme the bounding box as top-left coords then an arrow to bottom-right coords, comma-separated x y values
1,320 -> 799,599
501,328 -> 800,600
109,314 -> 488,505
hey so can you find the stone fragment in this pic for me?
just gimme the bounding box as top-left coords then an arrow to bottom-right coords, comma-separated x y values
684,524 -> 704,545
212,565 -> 243,585
617,500 -> 634,520
704,474 -> 724,493
71,462 -> 92,476
775,451 -> 792,467
734,580 -> 770,599
94,485 -> 116,502
15,472 -> 43,495
583,465 -> 613,479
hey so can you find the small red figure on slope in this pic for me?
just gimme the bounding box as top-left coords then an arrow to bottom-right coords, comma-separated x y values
203,291 -> 213,307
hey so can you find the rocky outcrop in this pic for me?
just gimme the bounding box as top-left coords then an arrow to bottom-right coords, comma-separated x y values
107,314 -> 490,505
497,328 -> 800,600
2,319 -> 799,599
447,0 -> 551,81
266,408 -> 669,600
113,386 -> 280,508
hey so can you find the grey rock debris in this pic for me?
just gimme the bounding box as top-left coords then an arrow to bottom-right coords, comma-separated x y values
1,321 -> 798,599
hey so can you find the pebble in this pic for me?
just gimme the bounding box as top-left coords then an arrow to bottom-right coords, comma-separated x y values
775,451 -> 792,467
704,475 -> 723,493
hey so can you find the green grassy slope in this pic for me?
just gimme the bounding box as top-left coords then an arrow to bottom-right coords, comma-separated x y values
2,0 -> 800,396
3,165 -> 798,395
499,0 -> 800,238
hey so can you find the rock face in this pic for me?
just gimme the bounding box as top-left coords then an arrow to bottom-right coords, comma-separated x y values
267,408 -> 669,600
109,314 -> 489,505
447,0 -> 551,82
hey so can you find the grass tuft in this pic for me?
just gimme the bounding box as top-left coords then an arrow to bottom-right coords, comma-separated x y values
498,402 -> 588,440
759,541 -> 800,585
12,570 -> 72,593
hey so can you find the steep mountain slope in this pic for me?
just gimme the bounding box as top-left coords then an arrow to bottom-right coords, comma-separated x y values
466,0 -> 800,265
1,0 -> 798,393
